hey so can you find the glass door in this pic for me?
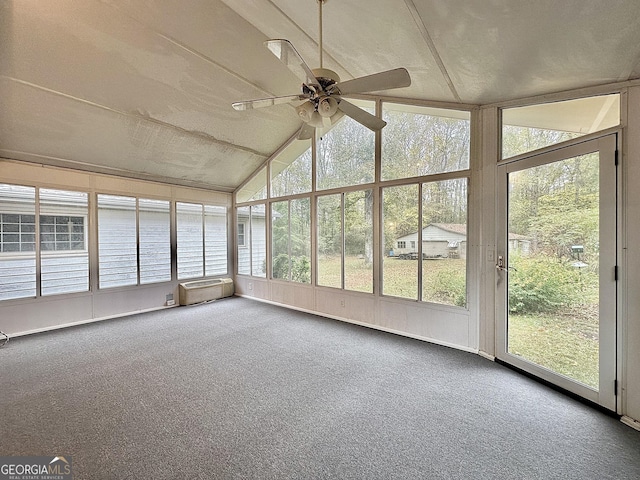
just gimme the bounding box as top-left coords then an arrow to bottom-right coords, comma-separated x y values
496,135 -> 617,411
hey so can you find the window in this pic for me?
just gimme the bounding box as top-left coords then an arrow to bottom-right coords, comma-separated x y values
317,194 -> 342,288
272,198 -> 311,283
98,194 -> 137,288
422,179 -> 468,307
139,199 -> 171,285
383,185 -> 419,299
237,222 -> 246,247
317,190 -> 373,293
177,202 -> 228,280
381,104 -> 470,181
271,140 -> 312,197
236,167 -> 267,203
236,205 -> 266,277
317,99 -> 375,190
237,207 -> 251,275
40,188 -> 88,295
205,205 -> 228,276
343,190 -> 373,293
1,213 -> 36,252
39,215 -> 84,251
502,94 -> 620,159
0,184 -> 36,300
250,205 -> 266,277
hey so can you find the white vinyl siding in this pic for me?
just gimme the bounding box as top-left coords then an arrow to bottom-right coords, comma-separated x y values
251,207 -> 266,277
177,202 -> 227,280
0,184 -> 36,300
177,202 -> 204,279
237,207 -> 250,275
139,199 -> 171,284
40,189 -> 89,296
98,195 -> 137,288
205,205 -> 227,276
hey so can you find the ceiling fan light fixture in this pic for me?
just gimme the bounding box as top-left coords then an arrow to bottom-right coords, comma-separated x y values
308,111 -> 325,128
296,101 -> 316,123
318,96 -> 338,117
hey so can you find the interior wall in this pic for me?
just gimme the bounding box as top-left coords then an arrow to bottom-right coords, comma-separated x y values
623,86 -> 640,423
0,159 -> 232,336
234,277 -> 477,352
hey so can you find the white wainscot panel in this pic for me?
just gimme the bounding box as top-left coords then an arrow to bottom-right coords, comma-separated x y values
0,295 -> 93,335
270,282 -> 314,311
235,276 -> 269,300
92,284 -> 175,319
314,289 -> 376,325
377,299 -> 472,350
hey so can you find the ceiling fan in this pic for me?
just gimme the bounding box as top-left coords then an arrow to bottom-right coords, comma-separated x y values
232,0 -> 411,140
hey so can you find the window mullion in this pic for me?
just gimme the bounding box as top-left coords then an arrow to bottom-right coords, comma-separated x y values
35,188 -> 41,298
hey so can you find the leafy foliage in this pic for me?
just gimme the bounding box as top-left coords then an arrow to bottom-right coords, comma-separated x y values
431,268 -> 466,307
272,253 -> 310,283
508,254 -> 589,314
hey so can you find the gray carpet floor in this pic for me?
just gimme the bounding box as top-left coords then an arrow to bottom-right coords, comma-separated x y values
1,296 -> 639,479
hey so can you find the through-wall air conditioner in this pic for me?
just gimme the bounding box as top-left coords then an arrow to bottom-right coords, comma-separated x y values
178,278 -> 234,305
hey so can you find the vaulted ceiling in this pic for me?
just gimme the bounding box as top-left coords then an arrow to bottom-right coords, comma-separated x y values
2,0 -> 640,192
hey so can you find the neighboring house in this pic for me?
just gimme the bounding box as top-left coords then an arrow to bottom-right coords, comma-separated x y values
508,232 -> 531,255
391,223 -> 530,260
392,223 -> 467,260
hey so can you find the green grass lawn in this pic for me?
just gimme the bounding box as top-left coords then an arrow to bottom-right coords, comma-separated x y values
318,255 -> 466,304
508,310 -> 599,389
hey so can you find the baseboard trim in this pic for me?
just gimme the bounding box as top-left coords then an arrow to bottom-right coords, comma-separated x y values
236,294 -> 479,355
6,304 -> 178,339
478,351 -> 495,362
621,415 -> 640,431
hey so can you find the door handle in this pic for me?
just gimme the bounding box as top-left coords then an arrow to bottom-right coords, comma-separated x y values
496,255 -> 516,272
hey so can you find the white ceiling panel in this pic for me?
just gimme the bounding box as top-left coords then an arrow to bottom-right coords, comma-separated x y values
2,0 -> 640,191
414,0 -> 640,104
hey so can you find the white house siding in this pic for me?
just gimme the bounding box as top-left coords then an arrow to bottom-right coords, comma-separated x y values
41,189 -> 89,295
394,224 -> 468,259
177,202 -> 204,279
0,184 -> 36,300
0,256 -> 35,300
41,253 -> 89,295
139,200 -> 171,285
237,207 -> 267,277
251,209 -> 267,277
205,206 -> 228,276
98,196 -> 138,288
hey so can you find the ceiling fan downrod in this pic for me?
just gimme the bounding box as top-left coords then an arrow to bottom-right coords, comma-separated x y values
318,0 -> 327,68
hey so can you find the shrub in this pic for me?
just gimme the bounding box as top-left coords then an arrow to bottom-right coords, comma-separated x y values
508,255 -> 583,314
432,269 -> 466,307
272,253 -> 310,283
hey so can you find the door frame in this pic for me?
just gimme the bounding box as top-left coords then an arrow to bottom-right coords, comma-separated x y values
495,133 -> 619,412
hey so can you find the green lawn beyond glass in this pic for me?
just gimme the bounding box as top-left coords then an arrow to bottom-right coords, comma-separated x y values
318,256 -> 466,306
509,308 -> 599,389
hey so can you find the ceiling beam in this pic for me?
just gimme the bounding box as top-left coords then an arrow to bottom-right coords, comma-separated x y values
403,0 -> 462,103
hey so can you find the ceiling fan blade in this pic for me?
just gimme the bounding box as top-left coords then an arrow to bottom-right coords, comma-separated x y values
338,99 -> 387,131
329,68 -> 411,95
232,94 -> 309,111
297,123 -> 316,140
264,39 -> 317,86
